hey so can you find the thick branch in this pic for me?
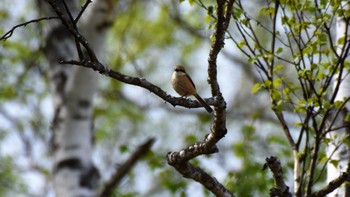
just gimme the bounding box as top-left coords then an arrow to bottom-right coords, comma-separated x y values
264,156 -> 292,197
47,0 -> 232,196
167,0 -> 234,196
167,0 -> 233,163
208,0 -> 234,96
171,161 -> 235,197
309,172 -> 348,197
167,139 -> 218,165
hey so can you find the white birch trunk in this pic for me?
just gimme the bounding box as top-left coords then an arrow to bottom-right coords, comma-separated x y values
40,1 -> 112,196
327,2 -> 350,196
293,150 -> 301,195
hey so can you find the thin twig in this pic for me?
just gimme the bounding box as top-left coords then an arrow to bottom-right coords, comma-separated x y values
74,0 -> 92,24
46,0 -> 98,62
0,16 -> 58,41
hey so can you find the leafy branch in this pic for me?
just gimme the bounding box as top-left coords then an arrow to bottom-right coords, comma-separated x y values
229,0 -> 350,195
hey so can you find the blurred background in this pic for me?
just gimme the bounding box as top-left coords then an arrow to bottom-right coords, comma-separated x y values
0,0 -> 291,196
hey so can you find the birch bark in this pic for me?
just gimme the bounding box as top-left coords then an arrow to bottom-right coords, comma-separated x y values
327,2 -> 350,196
40,1 -> 112,196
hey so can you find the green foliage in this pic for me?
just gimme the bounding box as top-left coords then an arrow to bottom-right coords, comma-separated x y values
230,0 -> 350,194
159,169 -> 188,194
143,150 -> 164,170
228,124 -> 276,196
0,156 -> 27,195
111,191 -> 138,197
185,134 -> 198,144
2,0 -> 350,196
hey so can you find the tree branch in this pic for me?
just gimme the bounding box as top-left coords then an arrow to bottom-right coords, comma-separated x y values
47,0 -> 234,195
264,156 -> 292,197
166,0 -> 234,162
60,59 -> 215,109
47,0 -> 215,110
167,0 -> 234,196
98,138 -> 155,197
309,172 -> 348,197
0,16 -> 59,41
46,0 -> 98,62
74,0 -> 92,24
171,161 -> 235,197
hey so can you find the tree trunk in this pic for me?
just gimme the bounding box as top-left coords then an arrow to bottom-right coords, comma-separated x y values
327,2 -> 350,196
39,0 -> 112,196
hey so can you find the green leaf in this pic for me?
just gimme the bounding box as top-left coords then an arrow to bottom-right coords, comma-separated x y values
273,78 -> 283,88
119,144 -> 129,153
340,134 -> 350,146
334,100 -> 343,109
319,156 -> 328,164
273,65 -> 284,72
242,125 -> 255,134
294,122 -> 303,127
275,100 -> 284,111
248,56 -> 258,64
259,7 -> 275,16
345,113 -> 350,122
185,134 -> 197,144
238,40 -> 246,49
205,15 -> 212,24
252,83 -> 263,94
232,5 -> 244,19
330,159 -> 339,168
210,33 -> 215,42
316,72 -> 326,81
270,89 -> 281,100
283,87 -> 291,95
338,37 -> 345,45
320,0 -> 328,8
318,33 -> 327,45
311,63 -> 318,70
275,47 -> 283,55
322,137 -> 331,145
323,100 -> 331,110
295,99 -> 307,113
264,80 -> 272,87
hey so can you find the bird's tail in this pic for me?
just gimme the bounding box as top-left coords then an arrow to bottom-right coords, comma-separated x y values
194,94 -> 213,113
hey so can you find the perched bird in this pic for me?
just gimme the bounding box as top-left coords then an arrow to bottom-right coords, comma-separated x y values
171,65 -> 213,113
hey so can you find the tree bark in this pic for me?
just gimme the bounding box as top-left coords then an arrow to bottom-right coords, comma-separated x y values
39,0 -> 112,196
327,2 -> 350,196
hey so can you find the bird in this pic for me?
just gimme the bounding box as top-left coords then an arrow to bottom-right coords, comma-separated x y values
171,65 -> 213,113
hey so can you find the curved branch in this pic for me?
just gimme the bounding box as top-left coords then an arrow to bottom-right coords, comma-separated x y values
167,0 -> 234,196
47,0 -> 233,196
